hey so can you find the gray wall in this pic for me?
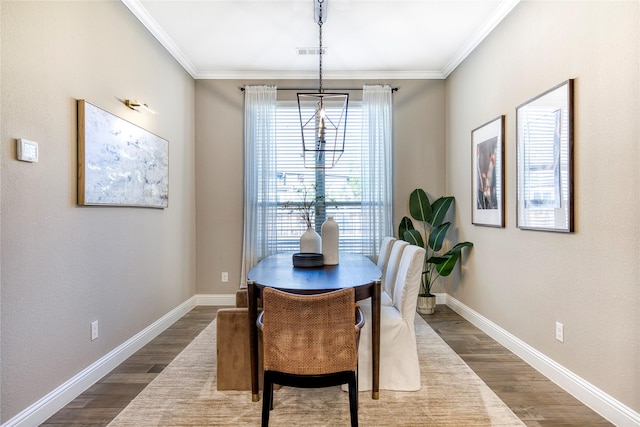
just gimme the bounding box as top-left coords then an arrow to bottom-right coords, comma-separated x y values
445,1 -> 639,412
195,79 -> 446,294
1,2 -> 196,421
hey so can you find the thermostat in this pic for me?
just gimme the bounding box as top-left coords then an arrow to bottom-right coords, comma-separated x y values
17,138 -> 39,163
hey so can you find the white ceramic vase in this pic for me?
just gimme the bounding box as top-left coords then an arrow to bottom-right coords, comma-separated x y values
321,216 -> 339,265
300,227 -> 322,253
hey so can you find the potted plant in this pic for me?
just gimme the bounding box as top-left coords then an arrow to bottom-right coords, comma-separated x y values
399,188 -> 473,314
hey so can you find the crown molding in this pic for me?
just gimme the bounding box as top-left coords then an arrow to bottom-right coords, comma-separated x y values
442,0 -> 521,77
122,0 -> 519,81
193,70 -> 445,80
121,0 -> 199,78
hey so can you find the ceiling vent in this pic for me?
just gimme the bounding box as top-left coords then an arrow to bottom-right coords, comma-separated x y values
296,47 -> 327,55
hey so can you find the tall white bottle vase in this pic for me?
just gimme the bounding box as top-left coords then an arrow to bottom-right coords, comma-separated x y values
321,216 -> 339,265
300,227 -> 322,253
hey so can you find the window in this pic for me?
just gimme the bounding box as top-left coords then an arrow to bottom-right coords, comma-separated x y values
241,85 -> 393,284
274,100 -> 366,253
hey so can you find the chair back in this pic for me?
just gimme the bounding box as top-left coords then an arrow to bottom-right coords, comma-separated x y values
392,245 -> 426,319
382,240 -> 409,300
261,287 -> 358,376
376,236 -> 397,272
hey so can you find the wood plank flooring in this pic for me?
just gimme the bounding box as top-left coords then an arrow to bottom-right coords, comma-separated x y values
42,305 -> 611,426
421,305 -> 611,427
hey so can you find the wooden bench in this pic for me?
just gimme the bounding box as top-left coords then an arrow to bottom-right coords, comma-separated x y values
216,289 -> 263,390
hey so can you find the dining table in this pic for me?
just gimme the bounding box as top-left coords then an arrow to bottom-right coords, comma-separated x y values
246,252 -> 382,402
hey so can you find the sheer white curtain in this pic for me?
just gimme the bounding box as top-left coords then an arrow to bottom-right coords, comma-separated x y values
241,85 -> 278,287
361,84 -> 394,262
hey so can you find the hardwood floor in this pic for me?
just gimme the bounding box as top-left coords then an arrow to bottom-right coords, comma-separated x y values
42,307 -> 220,427
422,305 -> 611,427
42,305 -> 611,426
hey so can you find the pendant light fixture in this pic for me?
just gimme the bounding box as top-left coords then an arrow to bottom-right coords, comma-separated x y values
297,0 -> 349,169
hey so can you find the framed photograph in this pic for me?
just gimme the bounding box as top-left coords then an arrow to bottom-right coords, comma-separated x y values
516,80 -> 574,232
472,115 -> 505,227
77,100 -> 169,208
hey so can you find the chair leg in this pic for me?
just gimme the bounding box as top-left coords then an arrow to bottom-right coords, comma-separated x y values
261,373 -> 273,427
348,374 -> 358,427
355,364 -> 359,409
269,382 -> 274,410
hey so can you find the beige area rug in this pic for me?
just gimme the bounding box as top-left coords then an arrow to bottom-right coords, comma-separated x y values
108,315 -> 525,426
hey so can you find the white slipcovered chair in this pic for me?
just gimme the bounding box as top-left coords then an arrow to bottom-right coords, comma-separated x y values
376,236 -> 397,277
380,239 -> 409,307
361,239 -> 407,309
357,244 -> 426,391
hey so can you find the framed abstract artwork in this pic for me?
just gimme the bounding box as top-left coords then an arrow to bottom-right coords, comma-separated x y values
516,80 -> 574,232
77,99 -> 169,208
472,115 -> 505,227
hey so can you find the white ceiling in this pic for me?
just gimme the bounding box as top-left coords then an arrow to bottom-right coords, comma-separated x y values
123,0 -> 520,80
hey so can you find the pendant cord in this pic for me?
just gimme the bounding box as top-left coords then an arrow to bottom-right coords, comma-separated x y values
318,0 -> 324,94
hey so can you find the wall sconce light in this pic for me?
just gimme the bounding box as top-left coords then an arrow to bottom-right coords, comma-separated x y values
124,99 -> 157,115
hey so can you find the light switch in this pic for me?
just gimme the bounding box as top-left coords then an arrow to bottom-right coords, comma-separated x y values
17,138 -> 39,163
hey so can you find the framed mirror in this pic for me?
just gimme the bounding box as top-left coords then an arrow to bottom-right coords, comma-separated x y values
516,80 -> 574,232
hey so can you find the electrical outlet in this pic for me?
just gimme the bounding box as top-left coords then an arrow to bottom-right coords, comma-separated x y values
91,321 -> 99,341
555,322 -> 564,342
221,272 -> 229,283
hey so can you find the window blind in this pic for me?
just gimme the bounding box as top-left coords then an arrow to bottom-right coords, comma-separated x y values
273,101 -> 366,253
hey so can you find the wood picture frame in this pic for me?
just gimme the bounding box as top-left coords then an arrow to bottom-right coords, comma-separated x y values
516,80 -> 574,232
77,99 -> 169,208
472,115 -> 505,227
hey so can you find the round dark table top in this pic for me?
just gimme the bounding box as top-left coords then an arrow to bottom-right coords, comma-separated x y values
247,252 -> 381,295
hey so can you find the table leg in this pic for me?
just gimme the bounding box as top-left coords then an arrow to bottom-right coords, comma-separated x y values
247,281 -> 260,402
372,280 -> 381,399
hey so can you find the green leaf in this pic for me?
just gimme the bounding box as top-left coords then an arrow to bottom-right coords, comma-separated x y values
398,216 -> 414,240
436,242 -> 474,276
430,196 -> 453,227
447,241 -> 474,254
409,189 -> 432,224
428,222 -> 451,252
403,229 -> 424,248
436,253 -> 459,276
426,255 -> 448,265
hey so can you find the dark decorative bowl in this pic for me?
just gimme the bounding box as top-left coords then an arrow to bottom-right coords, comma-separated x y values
292,253 -> 324,268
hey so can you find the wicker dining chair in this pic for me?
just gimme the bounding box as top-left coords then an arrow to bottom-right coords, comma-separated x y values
257,287 -> 365,427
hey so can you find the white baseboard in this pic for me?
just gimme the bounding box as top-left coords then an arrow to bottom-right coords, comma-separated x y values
443,295 -> 640,427
7,293 -> 637,427
194,293 -> 235,306
2,297 -> 198,427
